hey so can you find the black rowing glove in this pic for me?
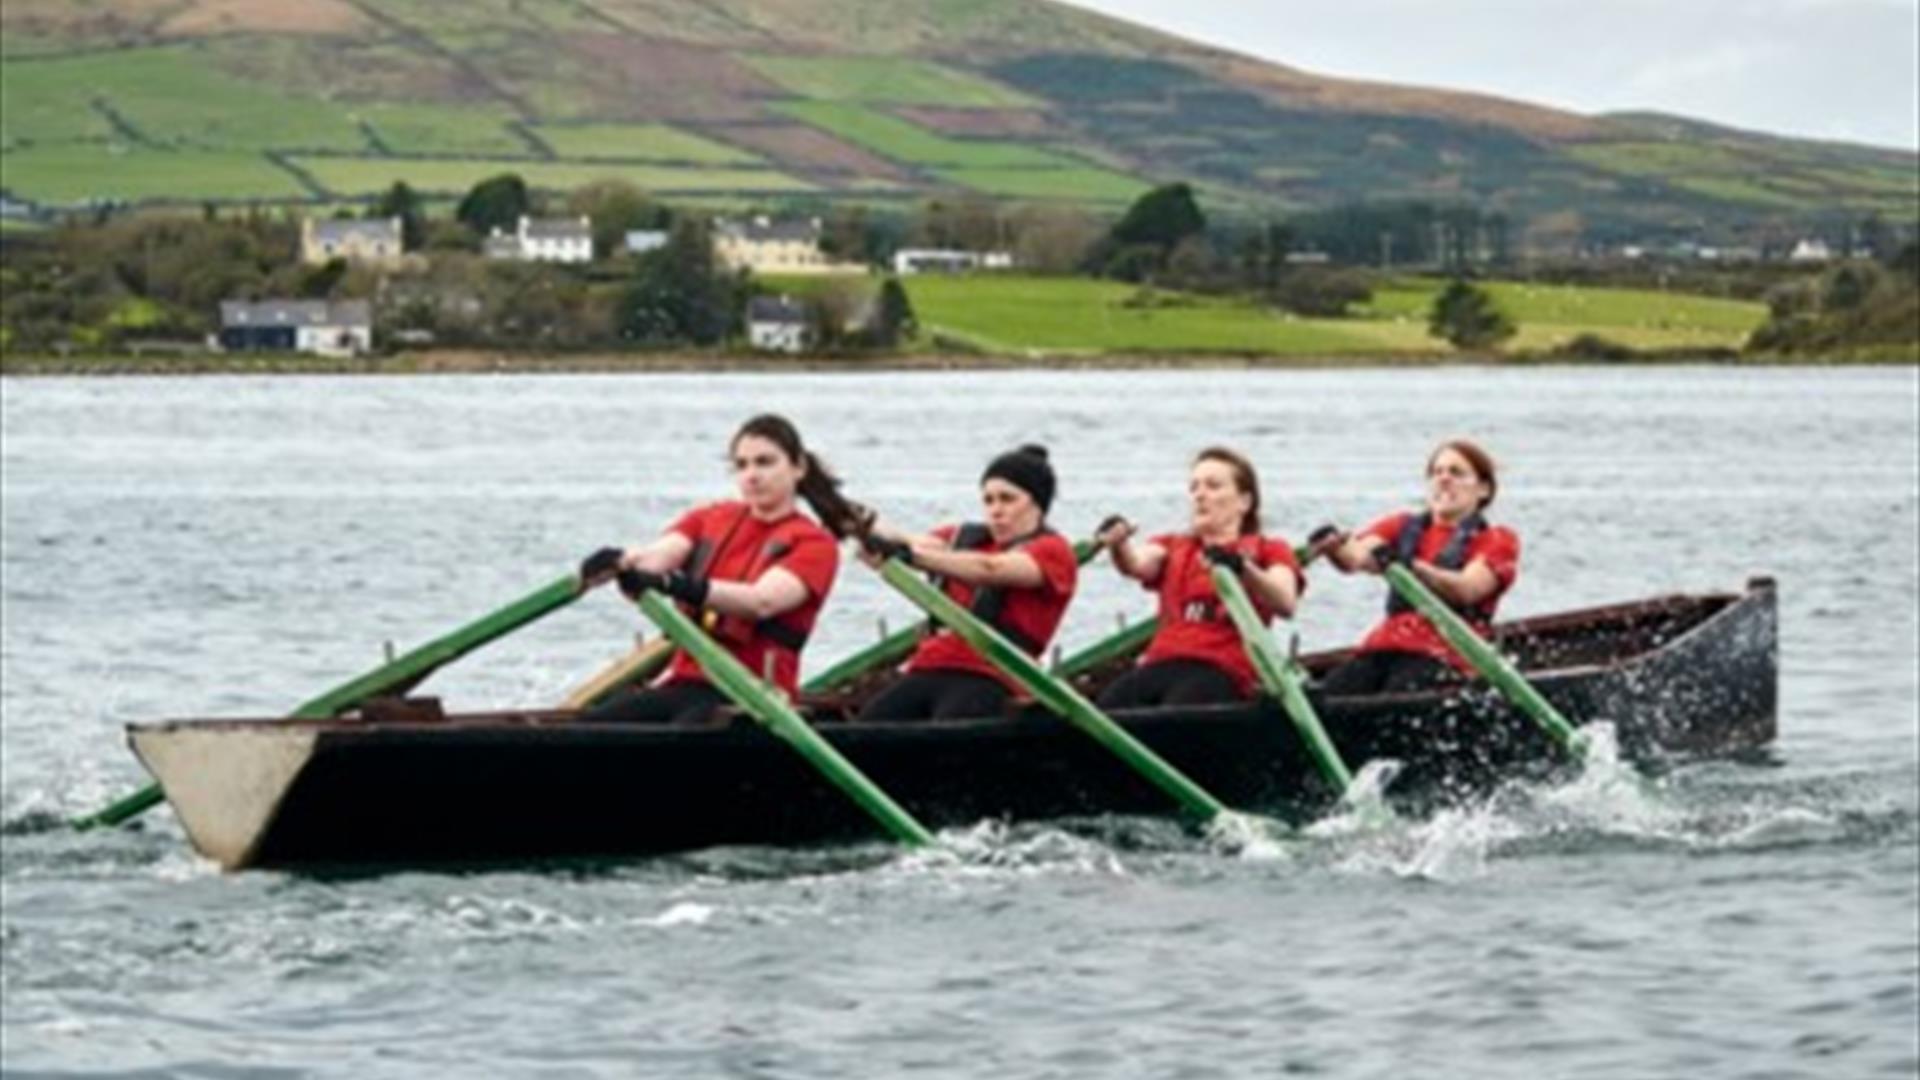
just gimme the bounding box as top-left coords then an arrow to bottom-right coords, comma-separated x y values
1202,546 -> 1246,573
862,534 -> 915,567
580,546 -> 624,581
617,568 -> 711,605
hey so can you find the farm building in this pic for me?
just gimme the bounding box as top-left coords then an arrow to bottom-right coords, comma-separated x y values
217,300 -> 372,357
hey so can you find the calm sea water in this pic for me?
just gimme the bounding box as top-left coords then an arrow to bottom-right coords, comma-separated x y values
2,368 -> 1916,1079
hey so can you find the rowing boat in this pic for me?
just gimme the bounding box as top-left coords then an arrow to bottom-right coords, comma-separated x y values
126,578 -> 1777,870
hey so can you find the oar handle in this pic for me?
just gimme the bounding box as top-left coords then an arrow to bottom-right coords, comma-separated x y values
1381,563 -> 1590,758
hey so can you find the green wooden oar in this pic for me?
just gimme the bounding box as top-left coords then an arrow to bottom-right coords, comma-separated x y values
874,558 -> 1231,822
634,592 -> 934,847
73,573 -> 587,831
1208,565 -> 1354,793
1051,617 -> 1157,680
805,539 -> 1104,695
1381,562 -> 1590,758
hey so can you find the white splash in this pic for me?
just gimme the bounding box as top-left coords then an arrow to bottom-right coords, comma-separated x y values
1204,810 -> 1292,862
1306,759 -> 1403,839
648,901 -> 714,927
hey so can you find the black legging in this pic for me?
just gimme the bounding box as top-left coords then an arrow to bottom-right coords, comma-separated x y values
579,680 -> 728,726
1096,659 -> 1243,710
857,670 -> 1012,722
1315,650 -> 1456,697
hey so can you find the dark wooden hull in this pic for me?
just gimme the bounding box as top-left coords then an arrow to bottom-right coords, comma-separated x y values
129,580 -> 1778,869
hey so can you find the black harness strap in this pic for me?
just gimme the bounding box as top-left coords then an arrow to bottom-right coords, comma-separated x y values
926,522 -> 1052,656
1384,511 -> 1489,621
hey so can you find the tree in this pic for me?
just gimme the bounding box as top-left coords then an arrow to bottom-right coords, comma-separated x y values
1428,279 -> 1514,349
1008,203 -> 1100,274
566,179 -> 666,259
871,277 -> 916,348
1094,182 -> 1207,282
620,218 -> 739,346
1111,182 -> 1207,252
370,181 -> 426,250
456,173 -> 530,236
1271,268 -> 1373,318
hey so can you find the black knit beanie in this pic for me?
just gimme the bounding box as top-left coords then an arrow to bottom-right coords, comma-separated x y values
981,444 -> 1055,513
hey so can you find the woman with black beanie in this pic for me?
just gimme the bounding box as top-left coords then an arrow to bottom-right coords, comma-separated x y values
856,445 -> 1080,722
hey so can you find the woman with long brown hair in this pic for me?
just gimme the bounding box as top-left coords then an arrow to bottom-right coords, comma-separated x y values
1315,438 -> 1520,696
1094,447 -> 1306,709
577,414 -> 861,725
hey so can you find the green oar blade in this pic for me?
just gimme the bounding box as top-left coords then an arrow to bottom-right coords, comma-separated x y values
1208,565 -> 1354,793
1381,562 -> 1590,758
636,592 -> 934,847
73,573 -> 587,831
876,559 -> 1229,822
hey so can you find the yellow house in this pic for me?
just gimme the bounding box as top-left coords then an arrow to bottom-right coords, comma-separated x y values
301,217 -> 406,267
712,217 -> 863,276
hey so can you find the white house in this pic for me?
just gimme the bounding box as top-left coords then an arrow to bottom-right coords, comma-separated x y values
746,296 -> 810,354
486,216 -> 595,263
892,248 -> 1014,275
217,300 -> 373,357
625,229 -> 668,256
1788,238 -> 1833,264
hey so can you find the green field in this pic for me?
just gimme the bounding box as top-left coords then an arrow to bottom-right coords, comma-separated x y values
933,165 -> 1146,202
2,48 -> 367,151
358,104 -> 528,156
774,101 -> 1073,168
899,275 -> 1768,355
905,275 -> 1427,354
1364,279 -> 1766,350
290,156 -> 821,197
531,124 -> 762,164
0,145 -> 312,202
741,55 -> 1038,108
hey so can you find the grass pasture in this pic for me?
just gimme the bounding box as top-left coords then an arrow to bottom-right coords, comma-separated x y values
774,102 -> 1072,168
532,124 -> 762,164
358,104 -> 528,156
1364,278 -> 1767,350
932,165 -> 1146,202
0,145 -> 312,202
2,48 -> 368,152
905,275 -> 1428,355
741,55 -> 1038,108
290,156 -> 821,197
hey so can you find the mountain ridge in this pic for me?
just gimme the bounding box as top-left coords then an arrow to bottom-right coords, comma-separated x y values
2,0 -> 1914,241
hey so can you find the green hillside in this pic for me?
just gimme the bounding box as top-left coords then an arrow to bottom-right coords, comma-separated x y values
1,0 -> 1913,239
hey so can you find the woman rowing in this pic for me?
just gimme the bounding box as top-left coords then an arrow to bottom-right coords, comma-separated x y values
856,445 -> 1079,721
1314,438 -> 1520,695
1094,447 -> 1305,708
577,414 -> 859,725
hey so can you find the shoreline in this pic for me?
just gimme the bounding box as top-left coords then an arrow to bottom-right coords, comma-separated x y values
0,346 -> 1912,375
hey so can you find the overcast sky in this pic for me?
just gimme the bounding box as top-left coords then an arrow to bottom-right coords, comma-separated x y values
1060,0 -> 1920,151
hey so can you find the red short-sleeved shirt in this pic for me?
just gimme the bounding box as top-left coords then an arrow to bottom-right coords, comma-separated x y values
1136,532 -> 1305,696
658,501 -> 839,695
905,526 -> 1079,690
1355,510 -> 1521,673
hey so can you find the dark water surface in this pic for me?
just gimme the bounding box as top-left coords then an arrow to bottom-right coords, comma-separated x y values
3,368 -> 1915,1078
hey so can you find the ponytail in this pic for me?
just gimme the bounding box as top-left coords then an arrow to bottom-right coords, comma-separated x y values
731,413 -> 864,538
